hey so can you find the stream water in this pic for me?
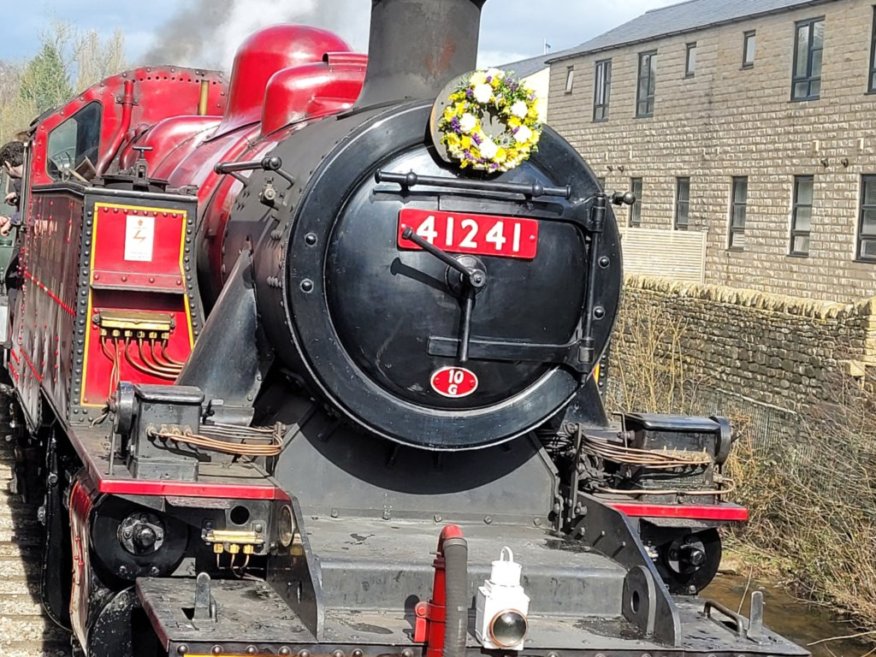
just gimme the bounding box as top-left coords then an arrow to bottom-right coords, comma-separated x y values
704,576 -> 871,657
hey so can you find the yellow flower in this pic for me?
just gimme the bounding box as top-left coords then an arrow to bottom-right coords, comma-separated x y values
527,107 -> 539,120
495,147 -> 507,163
446,134 -> 461,149
491,77 -> 501,89
461,135 -> 473,149
443,107 -> 455,122
508,117 -> 522,128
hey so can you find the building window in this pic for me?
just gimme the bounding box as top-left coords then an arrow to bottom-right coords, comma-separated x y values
790,175 -> 813,256
792,18 -> 824,101
858,176 -> 876,261
869,9 -> 876,92
743,30 -> 756,68
629,178 -> 643,227
565,66 -> 575,94
675,177 -> 690,230
729,177 -> 747,249
685,43 -> 696,77
636,51 -> 657,117
593,59 -> 611,121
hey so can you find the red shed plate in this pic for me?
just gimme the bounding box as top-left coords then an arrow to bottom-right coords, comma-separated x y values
430,367 -> 479,398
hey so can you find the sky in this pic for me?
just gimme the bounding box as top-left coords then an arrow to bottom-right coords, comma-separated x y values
3,0 -> 679,70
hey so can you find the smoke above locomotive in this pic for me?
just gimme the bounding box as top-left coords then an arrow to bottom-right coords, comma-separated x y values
2,2 -> 807,657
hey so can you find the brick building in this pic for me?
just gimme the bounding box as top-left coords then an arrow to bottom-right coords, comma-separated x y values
547,0 -> 876,300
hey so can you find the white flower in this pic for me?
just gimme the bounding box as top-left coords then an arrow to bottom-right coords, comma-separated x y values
470,71 -> 487,86
473,83 -> 493,104
511,100 -> 529,119
459,113 -> 477,133
486,68 -> 504,79
479,138 -> 498,159
514,126 -> 533,144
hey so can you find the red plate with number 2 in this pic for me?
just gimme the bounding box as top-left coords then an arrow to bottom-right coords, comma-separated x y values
397,208 -> 539,260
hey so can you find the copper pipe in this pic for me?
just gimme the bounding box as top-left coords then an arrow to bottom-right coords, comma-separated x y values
124,341 -> 176,380
156,340 -> 186,367
151,341 -> 184,370
97,79 -> 135,175
197,79 -> 210,116
138,339 -> 181,376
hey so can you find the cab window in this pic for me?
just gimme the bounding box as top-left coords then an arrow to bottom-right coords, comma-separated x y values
46,102 -> 102,180
0,172 -> 14,216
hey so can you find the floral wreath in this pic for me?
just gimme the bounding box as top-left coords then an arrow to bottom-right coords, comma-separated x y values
438,68 -> 542,172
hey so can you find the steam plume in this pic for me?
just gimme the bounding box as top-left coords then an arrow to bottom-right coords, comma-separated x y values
141,0 -> 369,70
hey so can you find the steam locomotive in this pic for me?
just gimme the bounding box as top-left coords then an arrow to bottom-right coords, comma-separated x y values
4,1 -> 805,656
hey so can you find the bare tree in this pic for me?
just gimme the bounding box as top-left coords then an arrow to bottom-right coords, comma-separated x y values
0,23 -> 128,143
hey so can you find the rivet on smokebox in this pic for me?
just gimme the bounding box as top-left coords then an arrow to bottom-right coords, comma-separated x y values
177,645 -> 188,655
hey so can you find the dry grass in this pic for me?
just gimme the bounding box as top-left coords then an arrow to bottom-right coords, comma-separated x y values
724,393 -> 876,630
610,301 -> 876,630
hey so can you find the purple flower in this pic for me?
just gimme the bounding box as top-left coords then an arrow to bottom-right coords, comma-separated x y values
473,133 -> 482,145
466,88 -> 474,99
451,117 -> 461,132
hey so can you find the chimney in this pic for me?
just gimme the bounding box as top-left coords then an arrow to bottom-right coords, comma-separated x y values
356,0 -> 487,107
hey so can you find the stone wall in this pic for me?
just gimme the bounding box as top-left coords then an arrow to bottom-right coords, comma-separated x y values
548,0 -> 876,301
613,275 -> 876,411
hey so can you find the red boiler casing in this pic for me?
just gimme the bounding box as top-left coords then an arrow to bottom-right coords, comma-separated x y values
16,25 -> 367,427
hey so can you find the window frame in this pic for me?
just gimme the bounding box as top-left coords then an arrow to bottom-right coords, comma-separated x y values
789,175 -> 813,257
636,50 -> 657,118
593,59 -> 612,122
629,177 -> 643,227
857,175 -> 876,261
791,17 -> 824,101
674,177 -> 690,230
45,101 -> 103,180
742,30 -> 756,68
728,176 -> 748,250
869,8 -> 876,92
564,66 -> 575,94
685,42 -> 697,78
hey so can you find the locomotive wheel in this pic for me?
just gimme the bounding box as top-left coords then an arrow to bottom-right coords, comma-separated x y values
657,528 -> 721,594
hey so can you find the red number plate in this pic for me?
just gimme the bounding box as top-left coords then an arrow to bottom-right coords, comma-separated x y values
397,209 -> 539,260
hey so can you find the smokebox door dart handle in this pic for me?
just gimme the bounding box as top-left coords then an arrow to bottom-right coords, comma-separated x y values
458,288 -> 475,362
401,225 -> 476,280
401,226 -> 486,363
